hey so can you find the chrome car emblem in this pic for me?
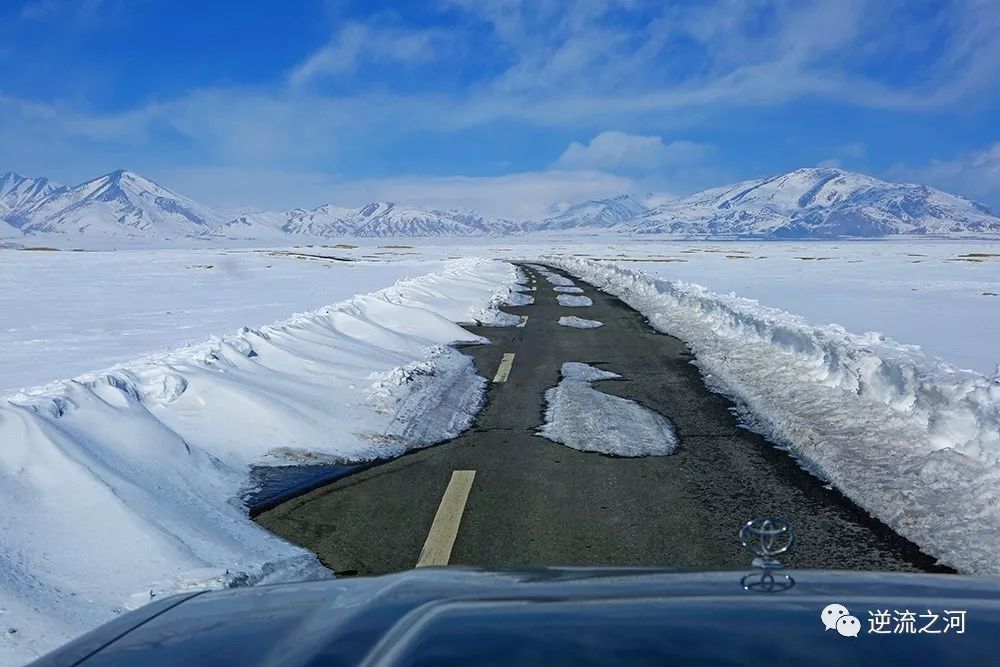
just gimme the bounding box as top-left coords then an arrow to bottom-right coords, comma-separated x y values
739,517 -> 795,592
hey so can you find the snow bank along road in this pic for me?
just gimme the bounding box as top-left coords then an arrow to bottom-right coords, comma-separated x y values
0,258 -> 519,665
257,264 -> 948,574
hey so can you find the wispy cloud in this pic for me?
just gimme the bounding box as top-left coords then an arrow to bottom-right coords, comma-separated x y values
888,142 -> 1000,211
1,0 -> 998,209
556,131 -> 713,171
18,0 -> 129,28
289,21 -> 448,87
816,141 -> 867,169
157,165 -> 637,219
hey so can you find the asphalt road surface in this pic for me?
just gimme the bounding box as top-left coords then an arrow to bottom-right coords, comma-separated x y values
256,264 -> 949,576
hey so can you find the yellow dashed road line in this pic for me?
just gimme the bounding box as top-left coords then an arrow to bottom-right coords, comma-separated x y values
416,470 -> 476,567
492,352 -> 516,382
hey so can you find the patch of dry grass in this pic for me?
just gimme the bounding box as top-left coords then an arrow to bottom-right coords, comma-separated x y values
587,257 -> 687,263
265,251 -> 353,263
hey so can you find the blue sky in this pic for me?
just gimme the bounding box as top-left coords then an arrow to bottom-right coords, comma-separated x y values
1,0 -> 998,217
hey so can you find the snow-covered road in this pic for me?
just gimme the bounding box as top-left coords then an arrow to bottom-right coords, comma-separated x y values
259,262 -> 947,592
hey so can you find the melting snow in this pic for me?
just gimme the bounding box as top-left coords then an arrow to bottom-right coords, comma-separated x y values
558,316 -> 604,329
554,286 -> 584,293
538,362 -> 679,457
529,265 -> 575,287
507,290 -> 535,306
557,294 -> 593,307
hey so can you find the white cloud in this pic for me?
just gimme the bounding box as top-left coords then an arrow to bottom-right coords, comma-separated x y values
556,131 -> 712,171
19,0 -> 61,20
3,1 -> 997,173
817,141 -> 866,170
153,166 -> 345,213
839,141 -> 866,158
18,0 -> 128,28
289,22 -> 445,86
2,1 -> 998,210
888,142 -> 1000,211
158,166 -> 637,220
334,170 -> 637,219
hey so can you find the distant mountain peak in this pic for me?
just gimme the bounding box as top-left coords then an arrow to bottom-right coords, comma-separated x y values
358,201 -> 397,217
534,192 -> 653,230
0,172 -> 64,218
3,169 -> 226,237
210,198 -> 521,240
626,168 -> 1000,237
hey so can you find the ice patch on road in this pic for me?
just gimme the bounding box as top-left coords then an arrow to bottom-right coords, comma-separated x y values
554,286 -> 584,293
0,258 -> 518,665
507,291 -> 535,306
528,264 -> 575,287
557,294 -> 593,307
548,257 -> 1000,576
545,274 -> 575,286
558,316 -> 604,329
538,362 -> 679,457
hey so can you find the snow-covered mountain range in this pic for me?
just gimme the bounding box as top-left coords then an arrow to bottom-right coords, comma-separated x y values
532,193 -> 663,230
0,172 -> 62,215
1,170 -> 225,238
1,167 -> 997,241
619,168 -> 1000,237
209,201 -> 519,239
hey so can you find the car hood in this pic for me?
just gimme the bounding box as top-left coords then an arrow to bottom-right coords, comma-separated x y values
32,567 -> 1000,666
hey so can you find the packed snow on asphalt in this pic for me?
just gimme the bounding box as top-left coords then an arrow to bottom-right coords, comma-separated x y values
558,316 -> 604,329
527,263 -> 575,287
557,294 -> 594,307
538,362 -> 679,457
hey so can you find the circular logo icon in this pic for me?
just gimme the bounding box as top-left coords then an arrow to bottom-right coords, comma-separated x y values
739,517 -> 795,558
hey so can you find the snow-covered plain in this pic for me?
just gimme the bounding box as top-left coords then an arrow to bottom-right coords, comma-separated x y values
0,258 -> 519,665
549,256 -> 1000,576
0,248 -> 444,394
7,237 -> 997,379
549,239 -> 1000,376
4,236 -> 1000,662
539,362 -> 678,456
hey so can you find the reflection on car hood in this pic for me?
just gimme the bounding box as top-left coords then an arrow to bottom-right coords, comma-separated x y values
32,567 -> 1000,666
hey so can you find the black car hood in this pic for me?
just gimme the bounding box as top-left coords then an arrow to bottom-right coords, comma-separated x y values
32,567 -> 1000,666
